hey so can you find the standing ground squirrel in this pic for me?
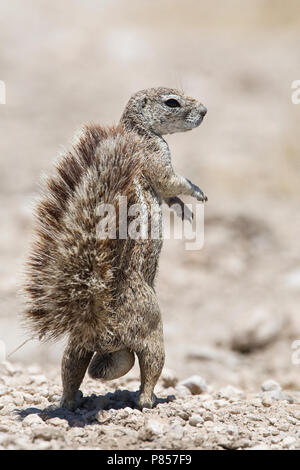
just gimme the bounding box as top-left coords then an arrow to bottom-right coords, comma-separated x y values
23,87 -> 207,410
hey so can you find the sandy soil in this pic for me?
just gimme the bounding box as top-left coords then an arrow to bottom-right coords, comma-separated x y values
1,0 -> 300,450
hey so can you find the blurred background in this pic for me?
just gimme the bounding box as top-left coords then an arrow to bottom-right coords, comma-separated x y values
1,0 -> 300,390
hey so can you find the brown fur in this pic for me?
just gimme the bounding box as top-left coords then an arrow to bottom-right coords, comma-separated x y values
23,125 -> 143,347
23,87 -> 207,410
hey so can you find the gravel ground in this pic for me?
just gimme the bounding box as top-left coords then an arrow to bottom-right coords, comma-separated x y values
1,361 -> 300,450
1,0 -> 300,451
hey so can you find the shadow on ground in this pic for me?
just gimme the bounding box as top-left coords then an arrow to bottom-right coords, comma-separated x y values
15,389 -> 175,427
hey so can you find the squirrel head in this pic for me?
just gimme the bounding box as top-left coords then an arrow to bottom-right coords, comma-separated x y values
120,87 -> 207,136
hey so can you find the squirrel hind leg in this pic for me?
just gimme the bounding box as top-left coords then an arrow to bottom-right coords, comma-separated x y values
60,345 -> 93,411
88,349 -> 135,381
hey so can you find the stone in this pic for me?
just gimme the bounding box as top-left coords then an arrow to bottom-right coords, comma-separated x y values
14,438 -> 32,450
282,436 -> 296,449
219,385 -> 245,400
0,361 -> 16,376
22,414 -> 44,426
262,390 -> 294,404
0,424 -> 9,432
189,414 -> 204,427
261,380 -> 281,392
230,309 -> 282,352
47,417 -> 69,428
124,415 -> 143,431
261,394 -> 273,407
290,410 -> 300,420
178,375 -> 208,395
202,411 -> 214,422
177,410 -> 190,421
96,410 -> 111,424
32,425 -> 64,441
32,375 -> 47,385
174,384 -> 192,398
140,418 -> 164,441
12,392 -> 24,406
169,424 -> 184,440
161,368 -> 178,388
0,404 -> 15,415
277,423 -> 290,432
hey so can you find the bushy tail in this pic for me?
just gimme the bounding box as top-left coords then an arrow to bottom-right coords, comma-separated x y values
23,124 -> 141,350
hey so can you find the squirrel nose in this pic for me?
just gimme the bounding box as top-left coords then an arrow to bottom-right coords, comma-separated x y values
199,105 -> 207,117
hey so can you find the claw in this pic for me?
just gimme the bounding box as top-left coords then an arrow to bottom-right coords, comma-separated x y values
183,206 -> 194,222
199,193 -> 208,203
195,191 -> 207,203
189,181 -> 207,203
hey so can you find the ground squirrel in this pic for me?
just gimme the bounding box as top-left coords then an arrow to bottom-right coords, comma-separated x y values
23,87 -> 207,410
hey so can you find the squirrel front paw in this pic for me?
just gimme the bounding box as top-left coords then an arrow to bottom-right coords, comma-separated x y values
191,184 -> 207,203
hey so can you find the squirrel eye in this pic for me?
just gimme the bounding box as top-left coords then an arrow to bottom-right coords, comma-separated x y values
164,98 -> 181,108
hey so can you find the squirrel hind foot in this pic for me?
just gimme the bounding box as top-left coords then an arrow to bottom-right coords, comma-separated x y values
136,392 -> 157,410
60,390 -> 83,411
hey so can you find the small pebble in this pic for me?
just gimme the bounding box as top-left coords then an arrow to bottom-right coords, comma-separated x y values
47,417 -> 69,428
189,414 -> 204,427
261,379 -> 281,392
282,436 -> 296,449
140,418 -> 165,441
96,410 -> 111,424
169,423 -> 184,440
219,385 -> 245,400
179,376 -> 208,395
161,368 -> 178,388
22,414 -> 44,426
